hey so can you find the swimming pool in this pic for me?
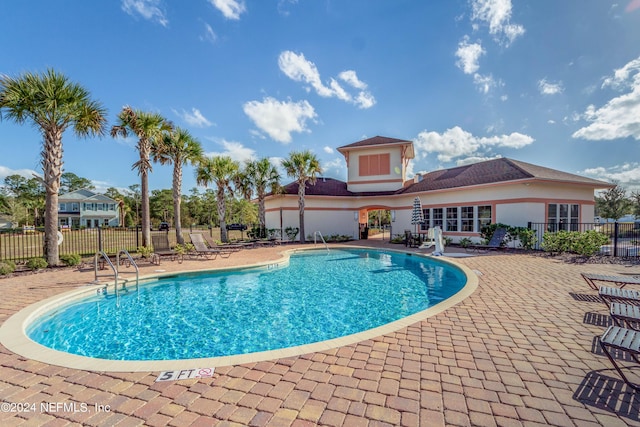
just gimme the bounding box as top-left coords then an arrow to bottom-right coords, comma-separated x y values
3,247 -> 476,371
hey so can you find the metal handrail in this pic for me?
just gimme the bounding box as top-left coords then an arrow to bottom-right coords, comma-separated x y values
117,249 -> 139,294
313,231 -> 329,252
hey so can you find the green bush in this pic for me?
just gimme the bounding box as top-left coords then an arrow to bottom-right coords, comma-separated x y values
60,253 -> 82,266
284,227 -> 299,241
0,260 -> 16,275
390,235 -> 405,244
137,246 -> 153,258
458,237 -> 472,248
572,230 -> 609,256
26,258 -> 48,270
541,230 -> 608,256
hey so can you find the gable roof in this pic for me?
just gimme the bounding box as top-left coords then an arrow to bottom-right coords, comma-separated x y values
59,188 -> 118,202
337,136 -> 412,150
400,158 -> 613,193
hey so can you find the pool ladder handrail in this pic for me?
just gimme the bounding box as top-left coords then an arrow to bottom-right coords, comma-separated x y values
313,231 -> 329,252
94,250 -> 139,306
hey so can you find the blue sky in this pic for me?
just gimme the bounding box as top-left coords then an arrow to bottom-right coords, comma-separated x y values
1,0 -> 640,194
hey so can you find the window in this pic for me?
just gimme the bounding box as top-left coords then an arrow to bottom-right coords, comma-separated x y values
461,206 -> 474,232
548,203 -> 579,231
432,208 -> 443,229
420,208 -> 430,231
359,153 -> 390,176
71,203 -> 79,212
446,208 -> 458,231
109,204 -> 116,211
58,203 -> 66,211
478,205 -> 492,231
84,203 -> 93,211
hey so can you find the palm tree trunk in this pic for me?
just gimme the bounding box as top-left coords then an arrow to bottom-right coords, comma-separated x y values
141,171 -> 150,247
298,183 -> 305,244
218,187 -> 227,242
173,164 -> 184,244
42,129 -> 63,266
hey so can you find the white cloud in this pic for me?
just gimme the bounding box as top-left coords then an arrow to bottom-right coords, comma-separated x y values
201,23 -> 217,44
0,166 -> 39,183
278,51 -> 376,109
580,163 -> 640,190
173,108 -> 214,128
455,37 -> 485,74
338,70 -> 368,90
243,97 -> 317,143
121,0 -> 168,26
572,56 -> 640,141
208,0 -> 246,20
321,157 -> 346,178
473,73 -> 498,94
277,0 -> 298,16
455,154 -> 503,166
414,126 -> 534,162
470,0 -> 525,46
602,57 -> 640,90
205,140 -> 256,164
538,78 -> 564,95
323,146 -> 334,154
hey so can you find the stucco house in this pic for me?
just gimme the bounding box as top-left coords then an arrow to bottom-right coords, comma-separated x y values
264,136 -> 613,242
58,189 -> 120,229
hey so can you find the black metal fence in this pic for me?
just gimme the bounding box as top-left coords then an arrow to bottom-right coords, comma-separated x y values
527,222 -> 640,257
0,225 -> 254,263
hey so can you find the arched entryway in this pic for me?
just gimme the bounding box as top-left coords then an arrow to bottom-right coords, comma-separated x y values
356,207 -> 395,240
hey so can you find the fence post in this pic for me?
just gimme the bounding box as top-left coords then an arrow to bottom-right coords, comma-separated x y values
136,226 -> 140,248
97,227 -> 103,252
613,222 -> 619,257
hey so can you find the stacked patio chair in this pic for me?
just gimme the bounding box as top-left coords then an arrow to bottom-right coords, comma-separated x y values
581,272 -> 640,389
189,233 -> 233,259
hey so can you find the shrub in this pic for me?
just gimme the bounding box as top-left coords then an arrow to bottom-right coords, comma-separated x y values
541,230 -> 609,256
572,230 -> 609,256
284,227 -> 299,241
458,237 -> 472,248
510,227 -> 537,250
26,258 -> 48,270
390,235 -> 405,244
60,253 -> 82,266
0,260 -> 16,275
137,245 -> 153,258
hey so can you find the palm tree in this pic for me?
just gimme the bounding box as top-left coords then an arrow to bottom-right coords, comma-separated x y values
0,69 -> 107,266
152,127 -> 203,244
281,150 -> 322,244
239,158 -> 280,238
111,107 -> 171,247
195,156 -> 239,243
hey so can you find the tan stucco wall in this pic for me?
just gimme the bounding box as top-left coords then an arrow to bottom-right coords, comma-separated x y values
264,180 -> 598,241
346,147 -> 404,192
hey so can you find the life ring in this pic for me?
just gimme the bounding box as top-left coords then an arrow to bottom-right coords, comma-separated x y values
57,231 -> 64,246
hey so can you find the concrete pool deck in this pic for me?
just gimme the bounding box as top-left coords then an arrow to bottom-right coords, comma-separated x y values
1,238 -> 640,426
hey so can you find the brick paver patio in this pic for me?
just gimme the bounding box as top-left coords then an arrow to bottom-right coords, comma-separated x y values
1,240 -> 640,426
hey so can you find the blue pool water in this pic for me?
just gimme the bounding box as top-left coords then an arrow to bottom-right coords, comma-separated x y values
28,249 -> 466,361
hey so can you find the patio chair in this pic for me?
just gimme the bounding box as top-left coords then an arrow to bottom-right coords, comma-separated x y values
581,272 -> 640,290
189,233 -> 232,259
467,227 -> 508,252
599,286 -> 640,307
610,302 -> 640,331
202,233 -> 247,252
599,325 -> 640,390
151,234 -> 182,263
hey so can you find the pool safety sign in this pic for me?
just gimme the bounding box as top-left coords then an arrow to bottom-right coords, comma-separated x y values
155,367 -> 215,382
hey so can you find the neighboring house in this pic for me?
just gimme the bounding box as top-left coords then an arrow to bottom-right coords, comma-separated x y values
58,189 -> 120,228
264,136 -> 613,242
0,214 -> 16,229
